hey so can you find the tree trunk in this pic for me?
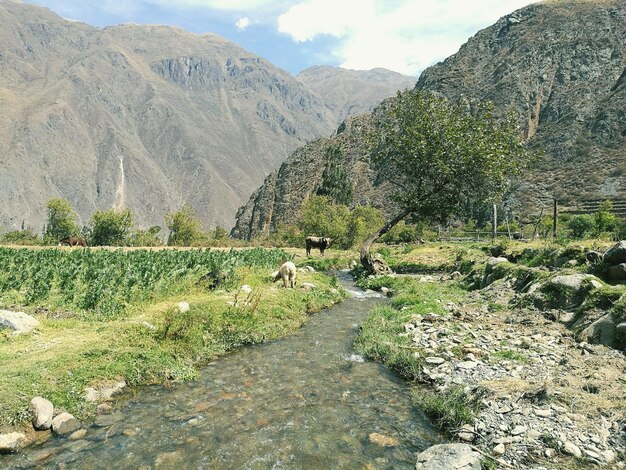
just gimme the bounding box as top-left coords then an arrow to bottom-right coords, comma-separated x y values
360,210 -> 410,275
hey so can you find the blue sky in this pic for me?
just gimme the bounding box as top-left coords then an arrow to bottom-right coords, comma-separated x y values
23,0 -> 536,77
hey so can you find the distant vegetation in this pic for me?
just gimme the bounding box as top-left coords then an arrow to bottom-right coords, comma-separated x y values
0,198 -> 234,247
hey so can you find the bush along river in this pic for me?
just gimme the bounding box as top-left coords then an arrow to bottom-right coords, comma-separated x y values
1,274 -> 441,469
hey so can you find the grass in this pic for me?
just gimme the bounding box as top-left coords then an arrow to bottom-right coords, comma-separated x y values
492,349 -> 529,362
0,262 -> 345,427
414,387 -> 480,435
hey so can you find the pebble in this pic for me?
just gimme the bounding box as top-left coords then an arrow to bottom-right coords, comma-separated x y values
563,441 -> 582,458
455,361 -> 478,370
534,408 -> 552,418
424,357 -> 446,365
510,425 -> 526,436
492,443 -> 506,455
68,429 -> 87,441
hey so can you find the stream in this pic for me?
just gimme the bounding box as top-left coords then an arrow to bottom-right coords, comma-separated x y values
2,274 -> 441,469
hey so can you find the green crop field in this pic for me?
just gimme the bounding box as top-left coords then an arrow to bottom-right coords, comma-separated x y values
0,247 -> 291,319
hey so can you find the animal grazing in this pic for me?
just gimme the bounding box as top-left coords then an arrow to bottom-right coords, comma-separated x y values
305,236 -> 332,256
272,261 -> 297,288
59,236 -> 87,247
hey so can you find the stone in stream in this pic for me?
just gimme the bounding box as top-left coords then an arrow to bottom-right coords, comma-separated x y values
415,443 -> 481,470
0,432 -> 25,454
368,432 -> 399,447
51,412 -> 81,435
29,396 -> 54,430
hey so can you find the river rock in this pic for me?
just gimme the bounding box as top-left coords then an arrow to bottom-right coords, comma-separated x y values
29,396 -> 54,430
68,429 -> 87,441
415,443 -> 481,470
85,379 -> 126,402
603,241 -> 626,265
492,443 -> 506,455
368,432 -> 399,447
0,432 -> 25,454
52,412 -> 81,435
0,309 -> 39,335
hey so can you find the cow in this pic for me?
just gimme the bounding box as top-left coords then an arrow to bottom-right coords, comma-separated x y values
59,236 -> 87,247
272,261 -> 297,288
305,236 -> 332,256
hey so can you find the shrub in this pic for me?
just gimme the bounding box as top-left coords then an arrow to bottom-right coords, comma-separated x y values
165,205 -> 203,246
44,197 -> 80,243
88,208 -> 134,246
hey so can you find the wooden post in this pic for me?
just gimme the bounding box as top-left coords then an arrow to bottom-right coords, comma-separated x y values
553,198 -> 558,239
476,230 -> 480,242
492,204 -> 497,242
505,216 -> 512,239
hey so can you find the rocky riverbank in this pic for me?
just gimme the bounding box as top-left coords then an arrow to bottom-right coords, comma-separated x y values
356,241 -> 626,469
405,278 -> 624,468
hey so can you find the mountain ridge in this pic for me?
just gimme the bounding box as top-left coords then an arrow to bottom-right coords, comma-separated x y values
0,0 -> 413,232
232,0 -> 626,240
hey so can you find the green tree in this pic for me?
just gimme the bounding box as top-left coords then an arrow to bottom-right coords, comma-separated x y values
212,226 -> 228,240
567,214 -> 596,239
89,208 -> 134,246
362,90 -> 531,272
316,146 -> 353,205
44,198 -> 80,242
165,205 -> 203,246
128,226 -> 163,247
345,205 -> 385,248
297,195 -> 351,248
594,200 -> 617,235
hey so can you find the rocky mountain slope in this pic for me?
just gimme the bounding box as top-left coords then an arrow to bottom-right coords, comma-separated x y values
0,0 -> 413,232
232,0 -> 626,240
297,66 -> 415,125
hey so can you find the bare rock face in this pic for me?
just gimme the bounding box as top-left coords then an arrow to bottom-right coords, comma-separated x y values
0,1 -> 412,232
29,397 -> 54,430
232,0 -> 626,240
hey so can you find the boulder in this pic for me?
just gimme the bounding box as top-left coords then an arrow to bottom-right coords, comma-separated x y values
415,443 -> 481,470
536,274 -> 601,309
51,412 -> 81,435
585,250 -> 603,264
606,263 -> 626,281
0,432 -> 25,454
578,314 -> 618,349
0,309 -> 39,335
604,241 -> 626,265
29,396 -> 54,430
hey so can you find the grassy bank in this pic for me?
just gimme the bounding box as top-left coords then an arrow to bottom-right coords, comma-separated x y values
0,247 -> 345,427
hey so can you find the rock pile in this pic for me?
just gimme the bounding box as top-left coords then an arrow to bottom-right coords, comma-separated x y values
403,284 -> 625,468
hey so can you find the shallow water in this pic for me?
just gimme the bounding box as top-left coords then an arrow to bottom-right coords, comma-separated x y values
3,274 -> 441,469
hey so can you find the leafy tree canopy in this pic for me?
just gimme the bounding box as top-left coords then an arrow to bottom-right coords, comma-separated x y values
44,197 -> 80,242
89,208 -> 134,246
166,204 -> 203,246
362,90 -> 533,272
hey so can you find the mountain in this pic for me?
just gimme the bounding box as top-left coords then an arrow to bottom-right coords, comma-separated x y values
297,66 -> 416,125
0,0 -> 414,232
232,0 -> 626,240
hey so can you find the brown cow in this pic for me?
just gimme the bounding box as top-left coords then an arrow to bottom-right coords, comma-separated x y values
59,236 -> 87,247
305,236 -> 332,256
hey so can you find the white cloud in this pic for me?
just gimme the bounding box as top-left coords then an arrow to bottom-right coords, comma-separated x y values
235,16 -> 251,30
278,0 -> 536,75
